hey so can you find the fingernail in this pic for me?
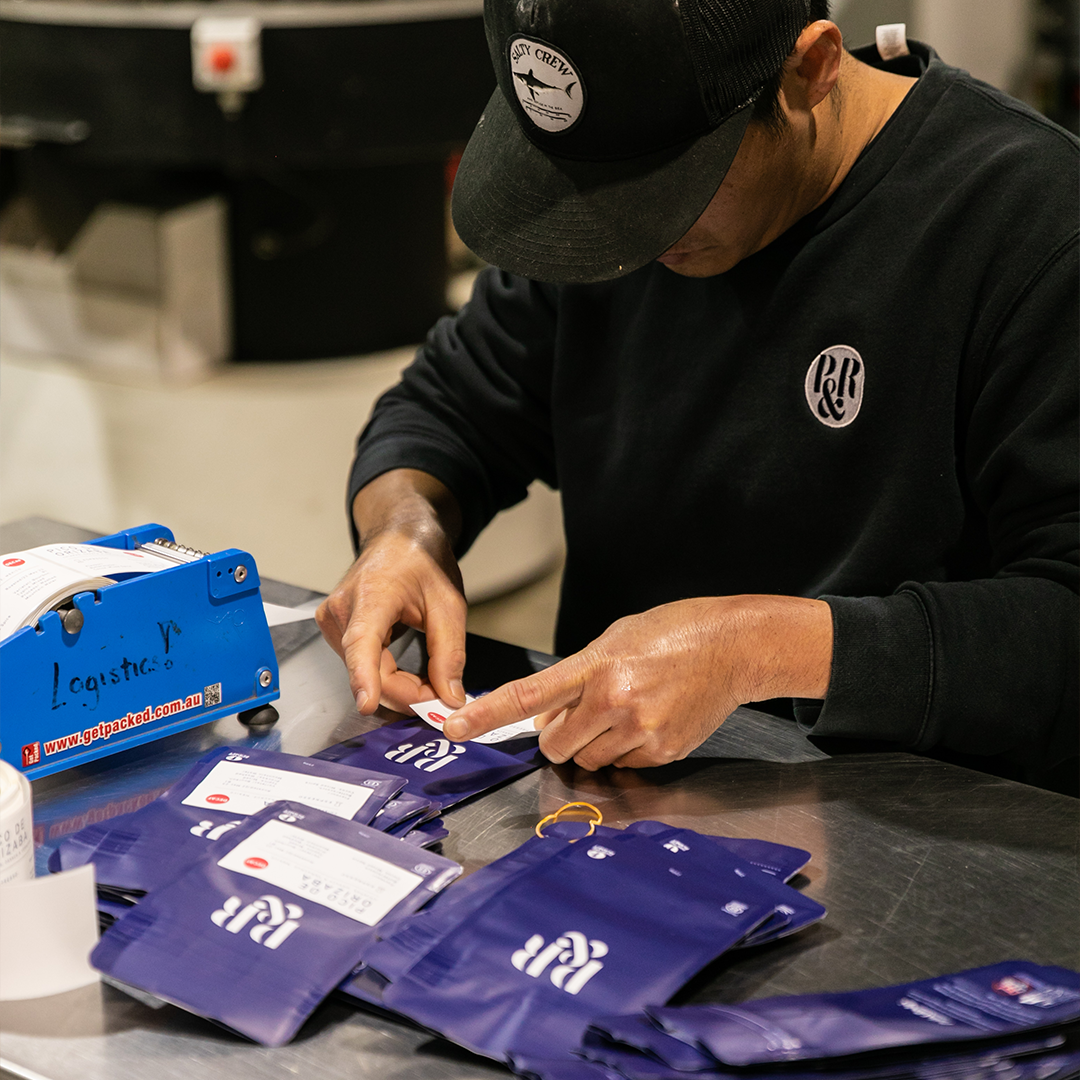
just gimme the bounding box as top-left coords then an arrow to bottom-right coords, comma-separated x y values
355,690 -> 368,713
444,716 -> 468,740
537,740 -> 562,765
449,680 -> 466,706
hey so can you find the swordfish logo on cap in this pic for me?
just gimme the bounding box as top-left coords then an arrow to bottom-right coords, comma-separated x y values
509,36 -> 585,133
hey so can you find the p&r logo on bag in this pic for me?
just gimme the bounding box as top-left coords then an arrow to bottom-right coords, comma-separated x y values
211,893 -> 303,950
384,739 -> 467,773
314,717 -> 545,810
511,931 -> 608,996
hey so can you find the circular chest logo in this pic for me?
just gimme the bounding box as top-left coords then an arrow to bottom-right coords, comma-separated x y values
805,345 -> 865,428
244,857 -> 268,870
206,793 -> 229,805
508,36 -> 585,133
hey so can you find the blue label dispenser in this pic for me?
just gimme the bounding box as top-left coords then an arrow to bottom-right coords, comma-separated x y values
0,524 -> 281,780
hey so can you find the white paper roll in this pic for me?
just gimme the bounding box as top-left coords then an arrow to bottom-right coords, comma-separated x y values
0,863 -> 100,999
0,757 -> 35,885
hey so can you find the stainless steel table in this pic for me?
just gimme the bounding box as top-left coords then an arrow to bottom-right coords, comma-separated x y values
2,519 -> 1077,1080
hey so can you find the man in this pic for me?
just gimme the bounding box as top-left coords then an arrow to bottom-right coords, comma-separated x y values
317,0 -> 1079,792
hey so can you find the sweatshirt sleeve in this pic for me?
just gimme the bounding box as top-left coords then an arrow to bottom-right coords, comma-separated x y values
798,236 -> 1079,781
347,268 -> 560,555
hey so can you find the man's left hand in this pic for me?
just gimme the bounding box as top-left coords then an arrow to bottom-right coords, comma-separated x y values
442,595 -> 833,770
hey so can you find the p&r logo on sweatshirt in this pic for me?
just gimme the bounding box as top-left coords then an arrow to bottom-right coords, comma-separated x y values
805,345 -> 864,428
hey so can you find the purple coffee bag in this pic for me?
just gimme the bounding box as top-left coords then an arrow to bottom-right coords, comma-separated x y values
357,826 -> 824,1067
91,800 -> 461,1046
374,791 -> 440,834
575,1024 -> 1075,1080
340,822 -> 821,1009
401,819 -> 450,848
621,823 -> 823,948
313,716 -> 545,811
648,962 -> 1080,1066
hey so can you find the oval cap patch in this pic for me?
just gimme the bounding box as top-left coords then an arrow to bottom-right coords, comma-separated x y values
509,36 -> 585,133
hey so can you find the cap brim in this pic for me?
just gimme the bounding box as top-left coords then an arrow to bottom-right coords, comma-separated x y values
451,87 -> 754,284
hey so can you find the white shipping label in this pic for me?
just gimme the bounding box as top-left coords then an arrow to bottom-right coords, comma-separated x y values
217,818 -> 423,925
35,543 -> 177,575
182,760 -> 373,818
0,543 -> 176,640
411,697 -> 539,744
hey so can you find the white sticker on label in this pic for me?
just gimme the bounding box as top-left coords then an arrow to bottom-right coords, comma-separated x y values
181,760 -> 373,818
217,818 -> 423,925
411,697 -> 539,744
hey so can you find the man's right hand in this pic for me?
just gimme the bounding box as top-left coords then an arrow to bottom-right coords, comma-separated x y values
315,469 -> 468,716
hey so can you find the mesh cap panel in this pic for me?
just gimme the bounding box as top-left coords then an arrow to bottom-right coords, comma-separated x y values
681,0 -> 812,122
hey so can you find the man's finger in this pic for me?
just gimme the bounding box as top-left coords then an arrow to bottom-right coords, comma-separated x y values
381,669 -> 436,713
314,599 -> 345,659
340,591 -> 406,713
423,591 -> 468,708
536,705 -> 625,768
534,707 -> 566,730
443,660 -> 585,740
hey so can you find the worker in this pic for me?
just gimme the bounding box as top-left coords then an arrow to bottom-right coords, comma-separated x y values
317,0 -> 1079,793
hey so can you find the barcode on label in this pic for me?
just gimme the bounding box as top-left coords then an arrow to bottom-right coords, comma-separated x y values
204,683 -> 223,707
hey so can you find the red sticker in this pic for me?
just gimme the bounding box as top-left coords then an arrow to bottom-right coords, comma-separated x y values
427,712 -> 446,724
22,742 -> 41,767
206,793 -> 230,805
3,558 -> 25,567
993,976 -> 1032,997
244,857 -> 268,870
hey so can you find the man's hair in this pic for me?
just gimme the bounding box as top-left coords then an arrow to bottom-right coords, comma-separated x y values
751,0 -> 833,136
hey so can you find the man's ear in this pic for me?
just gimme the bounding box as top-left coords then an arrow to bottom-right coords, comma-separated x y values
781,21 -> 844,114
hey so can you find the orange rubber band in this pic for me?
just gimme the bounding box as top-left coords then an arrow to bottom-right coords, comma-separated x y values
535,801 -> 604,840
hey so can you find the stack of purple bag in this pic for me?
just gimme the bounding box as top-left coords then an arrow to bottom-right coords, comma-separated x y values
53,713 -> 551,926
335,818 -> 827,1072
520,962 -> 1080,1080
50,716 -> 552,1046
51,740 -> 454,926
90,799 -> 462,1045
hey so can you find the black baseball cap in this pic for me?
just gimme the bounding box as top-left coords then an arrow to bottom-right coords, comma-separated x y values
451,0 -> 813,283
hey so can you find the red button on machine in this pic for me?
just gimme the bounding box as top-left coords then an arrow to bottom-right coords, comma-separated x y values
209,46 -> 236,73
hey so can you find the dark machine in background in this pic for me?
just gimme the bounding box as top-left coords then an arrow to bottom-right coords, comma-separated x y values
1027,0 -> 1079,134
0,2 -> 493,359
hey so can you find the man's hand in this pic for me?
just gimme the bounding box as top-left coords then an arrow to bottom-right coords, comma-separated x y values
316,470 -> 467,715
443,595 -> 833,769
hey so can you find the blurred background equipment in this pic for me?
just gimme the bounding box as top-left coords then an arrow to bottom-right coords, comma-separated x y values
0,0 -> 492,365
1014,0 -> 1079,133
833,0 -> 1077,135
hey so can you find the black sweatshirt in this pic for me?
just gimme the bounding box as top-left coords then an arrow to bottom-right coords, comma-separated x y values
350,43 -> 1079,786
